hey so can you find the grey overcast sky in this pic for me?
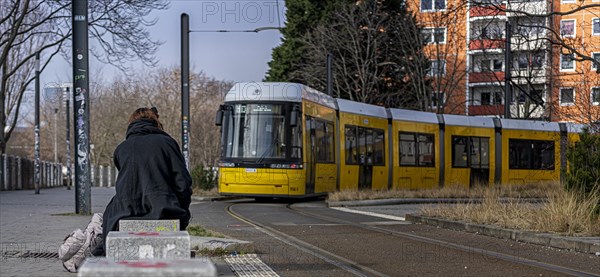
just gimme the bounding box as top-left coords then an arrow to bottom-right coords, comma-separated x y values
41,0 -> 285,88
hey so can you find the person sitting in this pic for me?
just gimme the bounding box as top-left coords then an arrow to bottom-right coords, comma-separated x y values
93,107 -> 192,255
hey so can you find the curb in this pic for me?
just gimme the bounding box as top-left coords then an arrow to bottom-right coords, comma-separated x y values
327,198 -> 545,207
405,214 -> 600,255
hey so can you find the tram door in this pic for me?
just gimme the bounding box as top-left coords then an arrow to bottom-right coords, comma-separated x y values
305,118 -> 316,194
469,137 -> 490,187
358,128 -> 373,190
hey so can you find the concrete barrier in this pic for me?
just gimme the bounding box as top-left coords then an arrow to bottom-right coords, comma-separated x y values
78,258 -> 216,277
106,231 -> 190,261
119,220 -> 180,232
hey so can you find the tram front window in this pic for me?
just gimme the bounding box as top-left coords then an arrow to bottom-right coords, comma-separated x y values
224,103 -> 287,160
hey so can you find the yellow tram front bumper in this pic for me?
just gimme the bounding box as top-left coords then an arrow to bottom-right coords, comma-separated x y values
218,167 -> 306,196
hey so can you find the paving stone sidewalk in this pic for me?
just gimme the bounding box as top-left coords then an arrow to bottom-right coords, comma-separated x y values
0,186 -> 115,277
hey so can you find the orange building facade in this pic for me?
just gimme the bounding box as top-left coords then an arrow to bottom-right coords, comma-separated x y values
408,0 -> 600,124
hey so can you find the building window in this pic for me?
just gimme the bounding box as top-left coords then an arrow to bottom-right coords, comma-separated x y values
593,18 -> 600,36
477,59 -> 503,72
592,53 -> 600,70
494,91 -> 503,105
422,28 -> 446,44
431,91 -> 445,107
592,87 -> 600,105
421,0 -> 445,11
452,136 -> 489,168
345,125 -> 384,166
429,59 -> 446,77
560,53 -> 575,71
481,92 -> 491,105
399,132 -> 435,167
560,88 -> 575,105
509,139 -> 555,170
560,19 -> 575,37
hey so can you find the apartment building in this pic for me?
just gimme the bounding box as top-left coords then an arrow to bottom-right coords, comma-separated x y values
410,0 -> 600,123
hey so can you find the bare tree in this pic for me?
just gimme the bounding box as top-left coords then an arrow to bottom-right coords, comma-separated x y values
0,0 -> 169,158
87,66 -> 230,170
297,0 -> 430,109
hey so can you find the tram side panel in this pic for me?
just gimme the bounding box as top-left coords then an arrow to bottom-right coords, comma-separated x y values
303,101 -> 338,194
392,120 -> 439,189
501,129 -> 561,185
443,124 -> 496,188
338,112 -> 389,191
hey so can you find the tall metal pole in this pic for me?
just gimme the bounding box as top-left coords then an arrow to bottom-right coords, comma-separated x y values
504,21 -> 512,119
34,52 -> 40,194
73,0 -> 91,214
65,87 -> 71,190
326,53 -> 333,96
54,108 -> 58,163
181,13 -> 190,169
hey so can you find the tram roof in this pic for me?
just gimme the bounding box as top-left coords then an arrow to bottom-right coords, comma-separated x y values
336,98 -> 388,119
224,82 -> 337,109
388,108 -> 438,124
563,122 -> 587,133
500,119 -> 560,132
443,114 -> 495,128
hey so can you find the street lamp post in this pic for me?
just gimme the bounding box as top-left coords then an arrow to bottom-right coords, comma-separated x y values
181,13 -> 190,170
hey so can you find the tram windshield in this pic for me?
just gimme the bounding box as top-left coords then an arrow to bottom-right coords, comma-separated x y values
222,103 -> 294,161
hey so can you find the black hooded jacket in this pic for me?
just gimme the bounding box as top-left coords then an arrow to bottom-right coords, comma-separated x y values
99,119 -> 192,250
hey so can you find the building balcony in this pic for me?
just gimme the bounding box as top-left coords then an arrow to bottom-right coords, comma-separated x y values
469,72 -> 505,84
469,39 -> 505,51
470,5 -> 506,18
469,104 -> 504,116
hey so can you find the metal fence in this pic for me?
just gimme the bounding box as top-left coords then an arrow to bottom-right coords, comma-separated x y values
1,154 -> 118,191
1,154 -> 62,191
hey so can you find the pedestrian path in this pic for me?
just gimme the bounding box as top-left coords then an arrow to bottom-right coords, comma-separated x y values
0,187 -> 114,276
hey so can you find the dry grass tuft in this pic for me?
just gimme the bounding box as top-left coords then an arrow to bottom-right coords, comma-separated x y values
420,184 -> 600,236
328,182 -> 557,202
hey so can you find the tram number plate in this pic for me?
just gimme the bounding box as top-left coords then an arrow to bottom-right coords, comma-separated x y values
245,168 -> 257,173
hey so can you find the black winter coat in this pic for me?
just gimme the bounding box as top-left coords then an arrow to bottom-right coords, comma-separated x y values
99,119 -> 192,250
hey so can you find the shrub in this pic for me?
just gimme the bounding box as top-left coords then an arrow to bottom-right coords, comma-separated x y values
191,164 -> 217,191
565,129 -> 600,207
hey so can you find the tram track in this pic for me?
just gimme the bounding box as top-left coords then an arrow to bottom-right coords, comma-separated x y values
286,203 -> 599,277
225,202 -> 390,277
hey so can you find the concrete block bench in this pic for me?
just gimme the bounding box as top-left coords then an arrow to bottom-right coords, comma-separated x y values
119,220 -> 180,232
78,258 -> 216,277
106,231 -> 190,261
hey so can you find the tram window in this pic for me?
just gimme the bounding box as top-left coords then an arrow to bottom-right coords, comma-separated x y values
365,128 -> 374,165
358,127 -> 367,164
469,137 -> 489,169
314,120 -> 334,163
418,134 -> 435,167
509,139 -> 554,170
291,118 -> 302,159
400,133 -> 417,166
325,122 -> 335,163
452,136 -> 469,168
345,125 -> 358,164
373,129 -> 385,166
480,138 -> 490,168
401,132 -> 435,167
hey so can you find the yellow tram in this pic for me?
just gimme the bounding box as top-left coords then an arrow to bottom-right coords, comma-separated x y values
215,82 -> 584,198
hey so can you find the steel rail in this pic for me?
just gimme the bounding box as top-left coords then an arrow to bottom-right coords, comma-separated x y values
225,203 -> 389,277
287,203 -> 599,277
